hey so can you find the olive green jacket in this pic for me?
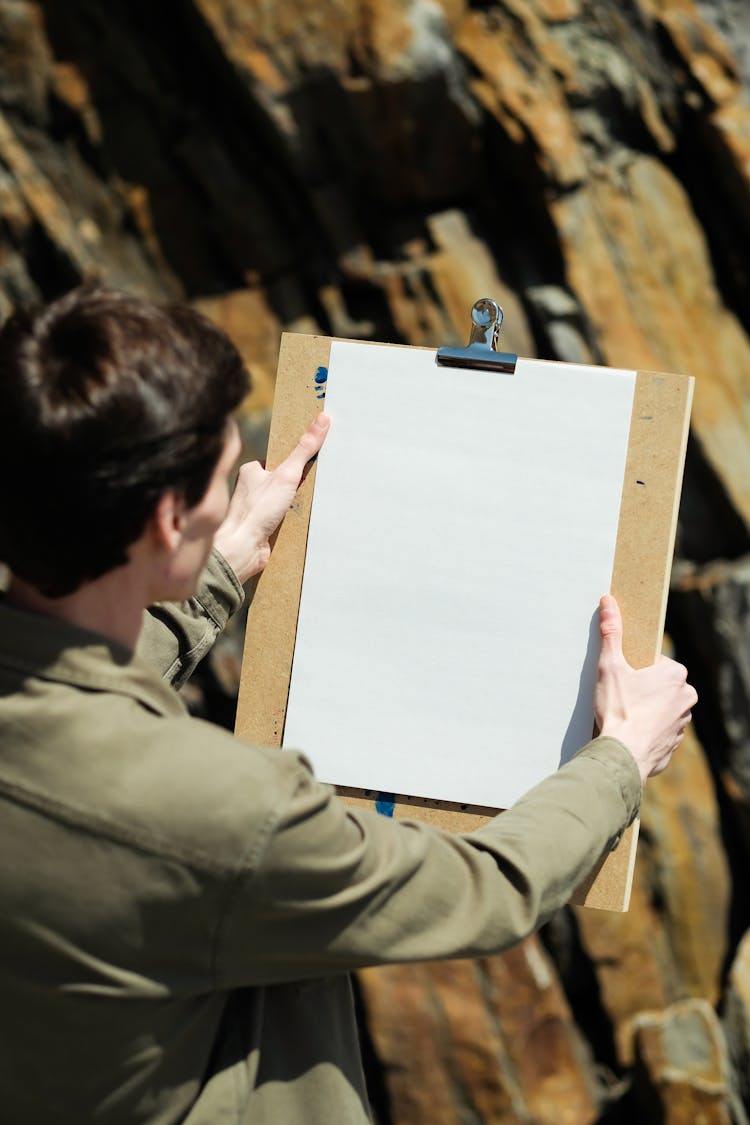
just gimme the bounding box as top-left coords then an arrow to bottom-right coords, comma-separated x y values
0,550 -> 641,1124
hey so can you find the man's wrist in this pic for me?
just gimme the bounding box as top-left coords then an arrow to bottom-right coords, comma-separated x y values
203,548 -> 246,620
211,530 -> 269,585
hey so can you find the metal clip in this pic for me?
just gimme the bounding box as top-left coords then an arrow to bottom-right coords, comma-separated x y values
436,298 -> 518,374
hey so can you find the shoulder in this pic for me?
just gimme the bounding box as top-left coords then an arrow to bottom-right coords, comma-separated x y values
3,682 -> 318,876
105,712 -> 318,873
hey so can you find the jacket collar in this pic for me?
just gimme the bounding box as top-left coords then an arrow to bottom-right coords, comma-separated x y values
0,599 -> 185,718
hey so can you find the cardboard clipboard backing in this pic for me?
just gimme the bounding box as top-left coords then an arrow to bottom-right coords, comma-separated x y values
235,330 -> 693,912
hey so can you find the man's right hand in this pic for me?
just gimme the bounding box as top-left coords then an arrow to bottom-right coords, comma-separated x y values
594,595 -> 698,784
213,413 -> 330,584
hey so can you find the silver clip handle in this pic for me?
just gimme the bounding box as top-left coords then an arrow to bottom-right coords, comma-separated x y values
436,298 -> 518,374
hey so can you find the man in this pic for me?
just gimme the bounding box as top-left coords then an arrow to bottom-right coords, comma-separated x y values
0,286 -> 696,1123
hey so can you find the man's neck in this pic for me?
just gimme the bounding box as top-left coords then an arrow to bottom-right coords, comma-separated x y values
7,566 -> 148,652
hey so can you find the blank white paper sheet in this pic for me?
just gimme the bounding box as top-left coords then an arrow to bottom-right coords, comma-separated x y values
282,341 -> 636,809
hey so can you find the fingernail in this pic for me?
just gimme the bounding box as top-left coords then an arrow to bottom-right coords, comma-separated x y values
313,413 -> 330,430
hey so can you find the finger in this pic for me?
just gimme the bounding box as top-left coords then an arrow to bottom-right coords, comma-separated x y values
235,461 -> 267,489
280,413 -> 331,478
657,656 -> 689,685
598,594 -> 626,666
676,684 -> 697,716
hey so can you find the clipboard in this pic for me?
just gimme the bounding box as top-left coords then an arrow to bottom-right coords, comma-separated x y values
235,300 -> 693,912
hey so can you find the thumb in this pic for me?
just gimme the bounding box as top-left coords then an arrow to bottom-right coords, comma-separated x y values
599,594 -> 626,667
281,413 -> 331,478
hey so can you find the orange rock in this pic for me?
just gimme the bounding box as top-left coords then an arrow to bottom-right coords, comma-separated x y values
631,999 -> 733,1123
358,961 -> 481,1124
193,287 -> 282,416
359,935 -> 600,1124
574,727 -> 729,1063
638,726 -> 730,1006
379,263 -> 454,348
724,928 -> 750,1108
426,209 -> 535,357
192,0 -> 358,81
457,9 -> 586,187
575,876 -> 672,1065
712,101 -> 750,203
480,938 -> 600,1124
642,0 -> 739,107
0,108 -> 97,275
551,157 -> 750,528
536,0 -> 582,21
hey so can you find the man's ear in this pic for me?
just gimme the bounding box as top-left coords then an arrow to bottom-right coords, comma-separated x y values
148,490 -> 187,552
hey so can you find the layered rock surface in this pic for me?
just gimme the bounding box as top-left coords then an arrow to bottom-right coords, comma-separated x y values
3,0 -> 750,1120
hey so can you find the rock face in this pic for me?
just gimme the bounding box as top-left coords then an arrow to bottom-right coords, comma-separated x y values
360,938 -> 602,1125
4,0 -> 750,1121
724,929 -> 750,1116
632,1000 -> 735,1124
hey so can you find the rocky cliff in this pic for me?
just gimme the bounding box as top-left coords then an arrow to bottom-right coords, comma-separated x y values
3,0 -> 750,1120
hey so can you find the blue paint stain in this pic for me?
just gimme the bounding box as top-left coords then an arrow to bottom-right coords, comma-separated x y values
375,793 -> 396,818
636,479 -> 646,486
314,366 -> 328,398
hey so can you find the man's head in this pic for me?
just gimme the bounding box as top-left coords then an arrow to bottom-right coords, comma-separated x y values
0,286 -> 250,597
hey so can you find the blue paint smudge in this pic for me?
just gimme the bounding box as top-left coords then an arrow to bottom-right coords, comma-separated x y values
636,479 -> 646,486
375,793 -> 396,818
314,366 -> 328,384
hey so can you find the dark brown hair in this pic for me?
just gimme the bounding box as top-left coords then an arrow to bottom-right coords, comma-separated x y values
0,286 -> 249,596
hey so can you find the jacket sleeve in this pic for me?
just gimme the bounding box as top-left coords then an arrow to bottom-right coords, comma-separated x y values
135,549 -> 244,688
215,736 -> 641,986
